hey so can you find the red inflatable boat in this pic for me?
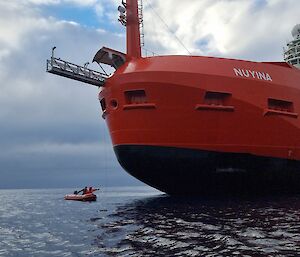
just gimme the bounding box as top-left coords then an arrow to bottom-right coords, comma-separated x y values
64,193 -> 97,201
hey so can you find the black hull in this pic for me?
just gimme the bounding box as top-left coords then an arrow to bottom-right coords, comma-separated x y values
114,145 -> 300,196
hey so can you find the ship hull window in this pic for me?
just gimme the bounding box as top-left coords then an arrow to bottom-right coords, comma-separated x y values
195,91 -> 234,112
264,98 -> 298,118
268,98 -> 294,113
125,90 -> 147,104
204,91 -> 231,106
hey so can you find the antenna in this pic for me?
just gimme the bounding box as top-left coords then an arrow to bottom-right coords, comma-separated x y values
118,5 -> 127,26
51,46 -> 56,59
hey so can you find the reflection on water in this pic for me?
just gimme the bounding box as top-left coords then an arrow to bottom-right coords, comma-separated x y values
93,195 -> 300,257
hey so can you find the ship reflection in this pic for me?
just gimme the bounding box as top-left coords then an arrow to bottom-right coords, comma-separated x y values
93,195 -> 300,256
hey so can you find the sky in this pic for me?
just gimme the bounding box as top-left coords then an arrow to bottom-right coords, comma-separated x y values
0,0 -> 299,189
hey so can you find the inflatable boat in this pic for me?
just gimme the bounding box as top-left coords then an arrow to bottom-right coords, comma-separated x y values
64,193 -> 97,201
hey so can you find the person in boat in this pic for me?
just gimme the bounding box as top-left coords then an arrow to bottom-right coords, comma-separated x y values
82,186 -> 88,195
73,186 -> 88,195
86,186 -> 100,194
73,186 -> 99,195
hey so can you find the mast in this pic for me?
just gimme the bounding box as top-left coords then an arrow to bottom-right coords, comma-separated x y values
125,0 -> 142,59
284,24 -> 300,68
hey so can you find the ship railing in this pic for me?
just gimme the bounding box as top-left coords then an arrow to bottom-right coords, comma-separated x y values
46,57 -> 108,87
284,54 -> 294,60
284,51 -> 294,57
287,56 -> 300,65
284,50 -> 300,59
289,60 -> 299,66
283,47 -> 299,56
288,56 -> 300,61
142,47 -> 157,57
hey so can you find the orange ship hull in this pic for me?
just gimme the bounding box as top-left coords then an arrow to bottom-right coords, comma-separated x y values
45,0 -> 300,195
99,55 -> 300,195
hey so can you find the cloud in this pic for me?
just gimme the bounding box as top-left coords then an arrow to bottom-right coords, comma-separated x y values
142,0 -> 300,61
24,0 -> 98,6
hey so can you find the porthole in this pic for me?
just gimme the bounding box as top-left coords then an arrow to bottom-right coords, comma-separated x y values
110,99 -> 118,109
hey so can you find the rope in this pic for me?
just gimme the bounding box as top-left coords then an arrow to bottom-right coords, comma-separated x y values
144,0 -> 192,55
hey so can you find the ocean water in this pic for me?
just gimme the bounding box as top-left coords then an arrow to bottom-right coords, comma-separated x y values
1,187 -> 300,256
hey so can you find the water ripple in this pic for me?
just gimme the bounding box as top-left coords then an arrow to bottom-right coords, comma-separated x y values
1,188 -> 300,256
92,195 -> 300,257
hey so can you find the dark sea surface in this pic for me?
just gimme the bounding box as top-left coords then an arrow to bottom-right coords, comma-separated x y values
1,187 -> 300,256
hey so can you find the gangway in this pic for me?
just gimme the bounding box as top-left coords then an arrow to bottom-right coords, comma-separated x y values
46,49 -> 108,87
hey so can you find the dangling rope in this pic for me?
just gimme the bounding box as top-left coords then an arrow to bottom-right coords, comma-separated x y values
103,121 -> 108,196
144,0 -> 192,55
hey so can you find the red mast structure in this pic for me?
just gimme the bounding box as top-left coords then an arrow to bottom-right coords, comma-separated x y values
125,0 -> 142,59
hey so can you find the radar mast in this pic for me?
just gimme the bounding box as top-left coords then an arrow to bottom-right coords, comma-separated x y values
284,24 -> 300,68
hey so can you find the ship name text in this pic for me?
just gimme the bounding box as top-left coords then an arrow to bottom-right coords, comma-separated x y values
233,68 -> 272,81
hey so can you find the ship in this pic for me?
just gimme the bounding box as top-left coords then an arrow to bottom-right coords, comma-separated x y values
47,1 -> 300,195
